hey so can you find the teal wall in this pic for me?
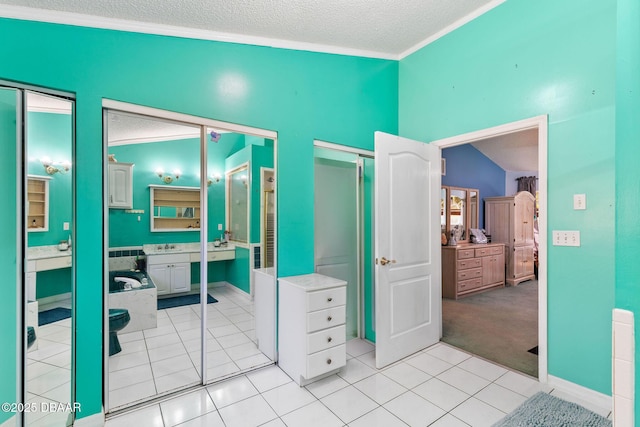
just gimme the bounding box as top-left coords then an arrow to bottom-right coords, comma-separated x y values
399,0 -> 615,395
0,88 -> 19,425
225,247 -> 251,293
0,17 -> 397,418
615,0 -> 640,419
27,112 -> 73,247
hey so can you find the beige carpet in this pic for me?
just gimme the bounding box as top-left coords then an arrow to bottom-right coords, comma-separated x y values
442,280 -> 538,377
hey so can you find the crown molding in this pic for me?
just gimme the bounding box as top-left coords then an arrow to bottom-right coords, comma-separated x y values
0,5 -> 398,60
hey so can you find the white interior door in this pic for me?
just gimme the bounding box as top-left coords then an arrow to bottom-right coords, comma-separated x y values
374,131 -> 441,369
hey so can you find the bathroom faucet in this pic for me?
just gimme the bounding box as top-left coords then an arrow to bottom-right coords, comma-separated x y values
164,243 -> 169,250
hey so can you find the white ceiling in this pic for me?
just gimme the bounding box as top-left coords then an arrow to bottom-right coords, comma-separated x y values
0,0 -> 503,59
471,128 -> 538,172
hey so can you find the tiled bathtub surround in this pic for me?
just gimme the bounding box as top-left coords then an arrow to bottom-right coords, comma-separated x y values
613,308 -> 635,427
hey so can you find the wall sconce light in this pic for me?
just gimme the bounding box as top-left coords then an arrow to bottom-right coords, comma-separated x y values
155,168 -> 181,184
41,157 -> 71,175
207,174 -> 222,186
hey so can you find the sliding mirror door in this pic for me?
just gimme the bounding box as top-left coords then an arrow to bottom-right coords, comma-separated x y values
24,91 -> 75,427
204,130 -> 275,382
105,110 -> 203,411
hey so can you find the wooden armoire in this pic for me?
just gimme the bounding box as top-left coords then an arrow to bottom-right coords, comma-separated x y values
484,191 -> 536,286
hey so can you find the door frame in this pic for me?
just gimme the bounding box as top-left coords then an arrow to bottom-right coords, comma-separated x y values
431,115 -> 548,382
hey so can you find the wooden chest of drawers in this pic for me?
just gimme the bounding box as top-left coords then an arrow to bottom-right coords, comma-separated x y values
278,273 -> 347,386
442,243 -> 505,299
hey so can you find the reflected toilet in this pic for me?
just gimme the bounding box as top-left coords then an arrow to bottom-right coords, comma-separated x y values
108,308 -> 130,356
27,326 -> 36,349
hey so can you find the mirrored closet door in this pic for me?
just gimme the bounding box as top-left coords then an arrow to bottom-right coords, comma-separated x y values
104,105 -> 277,413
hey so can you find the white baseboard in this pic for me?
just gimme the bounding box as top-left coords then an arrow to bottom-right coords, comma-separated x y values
548,375 -> 612,414
72,410 -> 104,427
39,292 -> 72,311
225,282 -> 252,301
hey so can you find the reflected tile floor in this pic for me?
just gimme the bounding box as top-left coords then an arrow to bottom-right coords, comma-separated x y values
106,340 -> 614,427
25,316 -> 72,427
109,286 -> 272,411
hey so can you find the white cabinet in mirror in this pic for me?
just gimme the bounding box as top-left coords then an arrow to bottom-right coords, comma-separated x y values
149,185 -> 200,232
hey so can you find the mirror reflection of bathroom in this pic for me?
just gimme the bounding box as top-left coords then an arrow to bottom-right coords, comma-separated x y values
24,91 -> 74,426
313,145 -> 376,348
105,108 -> 276,412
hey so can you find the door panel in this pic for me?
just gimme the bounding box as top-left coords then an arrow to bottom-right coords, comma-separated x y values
375,131 -> 441,368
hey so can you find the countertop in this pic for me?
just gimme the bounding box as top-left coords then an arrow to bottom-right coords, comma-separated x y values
278,273 -> 346,290
27,245 -> 72,260
143,242 -> 236,256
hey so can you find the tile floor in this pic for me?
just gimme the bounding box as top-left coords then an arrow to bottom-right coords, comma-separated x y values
25,315 -> 72,427
105,340 -> 613,427
108,286 -> 273,410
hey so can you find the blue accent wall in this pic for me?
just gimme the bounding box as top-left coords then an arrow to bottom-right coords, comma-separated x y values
441,144 -> 505,228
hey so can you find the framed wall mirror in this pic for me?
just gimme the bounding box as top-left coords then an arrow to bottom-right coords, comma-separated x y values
103,103 -> 277,413
441,186 -> 479,244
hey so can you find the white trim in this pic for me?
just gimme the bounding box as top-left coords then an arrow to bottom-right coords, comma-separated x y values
0,5 -> 396,60
108,132 -> 201,146
548,375 -> 613,413
225,282 -> 252,300
399,0 -> 507,59
71,410 -> 105,427
314,140 -> 375,158
102,100 -> 278,140
431,114 -> 549,383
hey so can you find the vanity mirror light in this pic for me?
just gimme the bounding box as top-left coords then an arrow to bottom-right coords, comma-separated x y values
441,186 -> 479,244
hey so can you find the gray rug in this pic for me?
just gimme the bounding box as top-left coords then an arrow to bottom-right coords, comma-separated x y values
493,392 -> 611,427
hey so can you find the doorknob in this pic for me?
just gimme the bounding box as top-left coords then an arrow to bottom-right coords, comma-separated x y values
378,257 -> 396,266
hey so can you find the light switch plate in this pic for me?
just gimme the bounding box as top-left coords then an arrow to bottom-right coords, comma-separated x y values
574,194 -> 586,210
553,230 -> 581,246
63,222 -> 70,230
218,223 -> 223,230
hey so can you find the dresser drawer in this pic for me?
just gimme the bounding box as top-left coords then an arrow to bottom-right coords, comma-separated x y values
475,245 -> 503,257
457,248 -> 475,259
457,258 -> 482,270
458,278 -> 483,293
457,267 -> 482,281
306,344 -> 346,379
307,306 -> 346,333
307,287 -> 346,312
307,325 -> 346,354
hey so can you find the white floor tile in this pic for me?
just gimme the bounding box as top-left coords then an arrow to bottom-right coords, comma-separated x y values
280,401 -> 343,427
458,357 -> 508,382
234,353 -> 272,370
151,354 -> 194,378
412,378 -> 470,412
474,383 -> 527,414
383,391 -> 446,427
356,350 -> 377,369
207,375 -> 259,408
109,350 -> 151,372
160,389 -> 216,427
173,410 -> 225,427
348,406 -> 407,427
109,364 -> 153,391
218,395 -> 278,427
426,345 -> 472,365
246,366 -> 292,393
320,385 -> 378,424
105,404 -> 164,427
304,374 -> 350,399
147,343 -> 187,363
353,373 -> 407,404
216,332 -> 252,348
337,357 -> 377,384
206,361 -> 241,381
449,397 -> 506,427
381,362 -> 431,389
143,324 -> 177,339
493,371 -> 546,397
145,333 -> 182,350
405,352 -> 454,376
108,380 -> 157,409
346,339 -> 375,357
429,414 -> 471,427
259,418 -> 287,427
225,342 -> 261,360
436,367 -> 491,395
262,381 -> 317,416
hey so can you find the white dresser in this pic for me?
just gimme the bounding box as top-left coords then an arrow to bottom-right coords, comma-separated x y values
278,273 -> 347,386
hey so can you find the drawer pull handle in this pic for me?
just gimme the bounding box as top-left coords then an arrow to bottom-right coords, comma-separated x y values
327,316 -> 332,322
327,297 -> 333,302
327,337 -> 332,342
327,358 -> 332,365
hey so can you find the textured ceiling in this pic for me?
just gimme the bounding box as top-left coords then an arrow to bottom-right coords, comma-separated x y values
0,0 -> 501,58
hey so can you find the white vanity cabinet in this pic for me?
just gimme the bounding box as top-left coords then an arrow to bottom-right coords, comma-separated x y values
108,162 -> 134,209
278,273 -> 347,386
147,253 -> 191,295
